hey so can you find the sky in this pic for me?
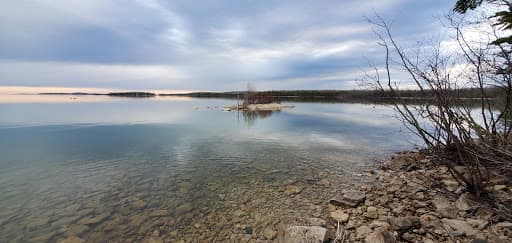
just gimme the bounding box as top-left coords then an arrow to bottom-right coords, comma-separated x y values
0,0 -> 456,92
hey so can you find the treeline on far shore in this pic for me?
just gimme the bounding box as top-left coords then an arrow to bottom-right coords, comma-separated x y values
160,87 -> 506,104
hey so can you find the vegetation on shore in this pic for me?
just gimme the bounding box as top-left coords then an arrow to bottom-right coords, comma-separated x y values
366,0 -> 512,223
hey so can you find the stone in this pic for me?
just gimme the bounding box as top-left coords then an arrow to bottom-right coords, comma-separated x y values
330,191 -> 365,207
330,210 -> 349,223
388,216 -> 420,231
369,220 -> 391,230
432,197 -> 457,219
263,227 -> 277,240
60,236 -> 85,243
495,221 -> 512,229
233,209 -> 245,217
356,225 -> 372,239
175,203 -> 193,216
441,218 -> 477,237
131,199 -> 147,210
466,219 -> 489,230
148,209 -> 170,217
67,224 -> 90,235
470,239 -> 488,243
77,211 -> 111,225
305,218 -> 327,227
386,155 -> 408,170
494,185 -> 506,191
318,179 -> 330,186
419,214 -> 440,229
456,193 -> 478,211
366,206 -> 378,219
285,185 -> 302,195
284,226 -> 326,243
144,236 -> 163,243
401,232 -> 416,242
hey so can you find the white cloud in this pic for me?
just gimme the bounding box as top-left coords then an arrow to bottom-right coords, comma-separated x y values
0,61 -> 187,89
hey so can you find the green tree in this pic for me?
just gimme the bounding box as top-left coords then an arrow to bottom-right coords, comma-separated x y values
454,0 -> 512,44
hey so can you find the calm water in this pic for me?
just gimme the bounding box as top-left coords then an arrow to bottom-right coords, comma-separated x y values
0,95 -> 417,242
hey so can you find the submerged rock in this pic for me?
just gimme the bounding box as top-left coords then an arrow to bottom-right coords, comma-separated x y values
285,185 -> 303,195
263,227 -> 277,240
329,191 -> 365,207
284,226 -> 326,243
60,236 -> 85,243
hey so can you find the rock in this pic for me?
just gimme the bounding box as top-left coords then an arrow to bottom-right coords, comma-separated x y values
388,216 -> 420,231
284,226 -> 326,243
330,210 -> 349,223
456,193 -> 478,211
495,221 -> 512,229
419,214 -> 440,229
318,179 -> 330,186
470,239 -> 488,243
77,211 -> 111,225
366,206 -> 378,219
144,236 -> 163,243
285,185 -> 302,195
475,207 -> 494,221
356,225 -> 373,239
386,155 -> 409,170
175,203 -> 193,216
494,185 -> 506,191
148,209 -> 170,217
441,218 -> 477,237
466,219 -> 489,230
370,220 -> 391,230
432,197 -> 457,219
131,199 -> 147,210
305,218 -> 327,227
233,209 -> 245,217
67,224 -> 89,235
330,191 -> 366,207
263,227 -> 277,240
401,232 -> 416,242
364,229 -> 396,243
60,236 -> 85,243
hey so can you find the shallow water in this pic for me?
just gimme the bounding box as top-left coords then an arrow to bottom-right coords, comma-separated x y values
0,95 -> 418,242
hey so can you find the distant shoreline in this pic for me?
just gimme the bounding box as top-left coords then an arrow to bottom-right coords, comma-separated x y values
34,88 -> 503,104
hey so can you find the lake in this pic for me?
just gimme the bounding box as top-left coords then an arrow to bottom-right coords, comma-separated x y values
0,95 -> 418,242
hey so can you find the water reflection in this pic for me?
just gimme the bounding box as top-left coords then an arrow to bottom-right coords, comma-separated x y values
241,110 -> 277,127
0,97 -> 418,242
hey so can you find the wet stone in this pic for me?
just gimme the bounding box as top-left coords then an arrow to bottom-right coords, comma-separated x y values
148,209 -> 170,217
67,224 -> 90,236
77,211 -> 111,225
60,236 -> 85,243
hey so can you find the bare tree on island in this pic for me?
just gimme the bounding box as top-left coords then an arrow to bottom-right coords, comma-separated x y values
365,1 -> 512,218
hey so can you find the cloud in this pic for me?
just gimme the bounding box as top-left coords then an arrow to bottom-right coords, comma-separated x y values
0,61 -> 187,89
0,0 -> 455,91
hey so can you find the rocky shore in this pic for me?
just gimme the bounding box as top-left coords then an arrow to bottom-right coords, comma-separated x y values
6,151 -> 511,243
275,151 -> 512,243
